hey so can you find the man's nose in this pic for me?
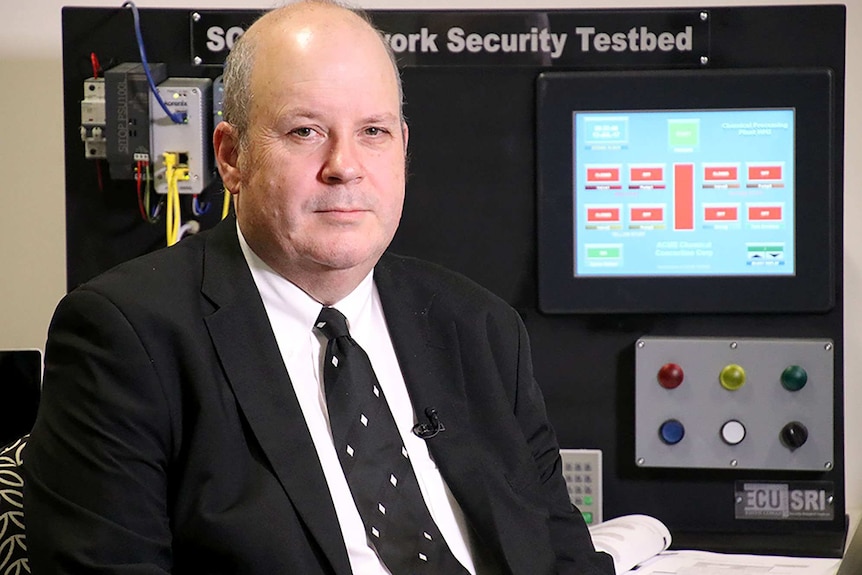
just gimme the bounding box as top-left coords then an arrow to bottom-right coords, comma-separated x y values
321,134 -> 362,184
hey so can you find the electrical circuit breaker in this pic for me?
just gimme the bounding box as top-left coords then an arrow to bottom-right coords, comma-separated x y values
80,78 -> 106,159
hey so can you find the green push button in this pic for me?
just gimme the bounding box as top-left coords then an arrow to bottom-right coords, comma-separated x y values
781,365 -> 808,391
584,495 -> 594,506
582,511 -> 594,524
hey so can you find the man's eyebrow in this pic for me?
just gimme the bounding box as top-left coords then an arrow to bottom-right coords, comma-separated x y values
362,112 -> 402,124
276,108 -> 401,125
277,107 -> 323,121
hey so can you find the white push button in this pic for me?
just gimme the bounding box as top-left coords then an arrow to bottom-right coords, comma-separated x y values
721,420 -> 746,445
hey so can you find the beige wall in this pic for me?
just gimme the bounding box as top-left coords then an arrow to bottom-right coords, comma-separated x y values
1,0 -> 859,509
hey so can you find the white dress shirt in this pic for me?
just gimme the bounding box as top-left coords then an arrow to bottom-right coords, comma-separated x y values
237,227 -> 479,575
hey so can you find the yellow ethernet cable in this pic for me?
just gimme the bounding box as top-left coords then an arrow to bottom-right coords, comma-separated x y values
164,153 -> 183,246
222,188 -> 231,220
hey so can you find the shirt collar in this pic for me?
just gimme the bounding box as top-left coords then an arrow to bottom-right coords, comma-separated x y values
236,221 -> 374,333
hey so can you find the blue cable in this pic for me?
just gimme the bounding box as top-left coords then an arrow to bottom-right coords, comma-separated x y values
193,195 -> 212,216
123,1 -> 186,124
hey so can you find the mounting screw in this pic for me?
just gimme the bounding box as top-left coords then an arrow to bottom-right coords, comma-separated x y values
193,56 -> 203,66
827,496 -> 835,505
825,461 -> 833,470
637,340 -> 646,348
736,496 -> 743,504
192,12 -> 201,22
825,342 -> 833,351
700,11 -> 709,21
636,457 -> 646,466
700,56 -> 709,66
730,459 -> 738,467
729,341 -> 737,350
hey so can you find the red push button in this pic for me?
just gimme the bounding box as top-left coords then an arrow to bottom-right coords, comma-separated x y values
657,363 -> 684,389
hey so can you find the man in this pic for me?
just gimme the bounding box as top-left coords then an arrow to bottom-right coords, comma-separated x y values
24,1 -> 613,573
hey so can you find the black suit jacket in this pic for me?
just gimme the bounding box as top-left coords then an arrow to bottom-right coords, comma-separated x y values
24,218 -> 612,574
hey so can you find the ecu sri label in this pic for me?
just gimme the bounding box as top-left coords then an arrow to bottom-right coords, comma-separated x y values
735,481 -> 835,521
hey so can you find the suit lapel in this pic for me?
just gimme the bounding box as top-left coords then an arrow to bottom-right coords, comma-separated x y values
374,255 -> 512,570
199,220 -> 351,574
373,256 -> 471,463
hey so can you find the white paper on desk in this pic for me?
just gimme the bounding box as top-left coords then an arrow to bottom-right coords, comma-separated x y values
624,549 -> 841,575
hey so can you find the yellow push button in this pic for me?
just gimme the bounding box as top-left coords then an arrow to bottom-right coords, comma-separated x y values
720,363 -> 746,391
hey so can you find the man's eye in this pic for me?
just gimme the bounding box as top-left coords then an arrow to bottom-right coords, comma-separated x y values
291,127 -> 313,138
365,127 -> 384,136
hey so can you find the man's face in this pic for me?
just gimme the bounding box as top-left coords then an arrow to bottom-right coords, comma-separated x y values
231,9 -> 407,287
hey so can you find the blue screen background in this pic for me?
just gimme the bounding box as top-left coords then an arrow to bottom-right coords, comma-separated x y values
573,109 -> 795,277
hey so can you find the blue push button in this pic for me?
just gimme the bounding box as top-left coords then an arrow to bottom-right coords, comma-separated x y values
659,419 -> 685,445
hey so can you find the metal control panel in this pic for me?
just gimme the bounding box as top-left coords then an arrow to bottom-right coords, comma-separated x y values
635,336 -> 834,471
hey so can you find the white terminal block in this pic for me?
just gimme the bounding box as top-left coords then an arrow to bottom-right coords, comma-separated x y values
560,448 -> 603,525
150,77 -> 213,195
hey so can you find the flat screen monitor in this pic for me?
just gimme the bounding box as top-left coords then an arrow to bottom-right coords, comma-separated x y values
536,69 -> 834,314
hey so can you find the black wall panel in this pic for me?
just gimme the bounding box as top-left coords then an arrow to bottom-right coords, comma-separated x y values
62,4 -> 847,556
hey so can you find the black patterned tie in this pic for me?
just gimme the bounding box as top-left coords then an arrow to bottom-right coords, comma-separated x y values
315,307 -> 470,574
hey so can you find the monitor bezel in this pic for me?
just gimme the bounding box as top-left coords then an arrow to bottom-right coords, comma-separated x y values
536,68 -> 834,314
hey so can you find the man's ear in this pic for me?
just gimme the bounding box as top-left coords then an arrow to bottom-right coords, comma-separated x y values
214,121 -> 242,194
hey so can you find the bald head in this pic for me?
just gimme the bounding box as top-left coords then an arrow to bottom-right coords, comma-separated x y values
221,0 -> 403,148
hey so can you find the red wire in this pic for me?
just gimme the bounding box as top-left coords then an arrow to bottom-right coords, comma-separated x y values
90,52 -> 104,192
91,53 -> 104,192
90,52 -> 101,79
136,161 -> 147,220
